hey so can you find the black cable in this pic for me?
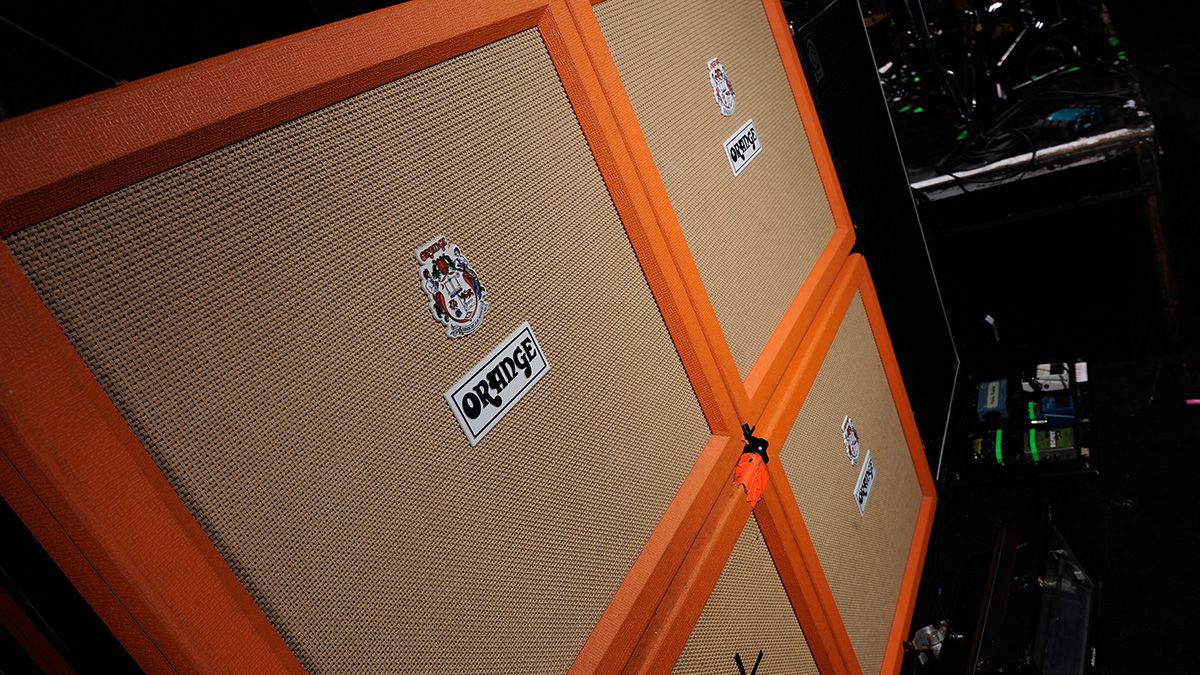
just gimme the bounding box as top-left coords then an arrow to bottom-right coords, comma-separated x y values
947,127 -> 1038,186
1022,34 -> 1075,83
0,14 -> 120,86
935,100 -> 1028,173
1011,62 -> 1137,101
937,65 -> 1133,179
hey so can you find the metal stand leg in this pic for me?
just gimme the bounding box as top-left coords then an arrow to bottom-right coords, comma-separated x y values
1145,192 -> 1180,343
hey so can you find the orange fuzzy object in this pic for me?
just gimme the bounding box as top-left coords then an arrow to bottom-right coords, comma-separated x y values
732,453 -> 769,504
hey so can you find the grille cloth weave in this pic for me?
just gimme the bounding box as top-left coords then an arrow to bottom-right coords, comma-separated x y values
595,0 -> 838,378
673,515 -> 819,675
6,29 -> 713,674
779,294 -> 923,674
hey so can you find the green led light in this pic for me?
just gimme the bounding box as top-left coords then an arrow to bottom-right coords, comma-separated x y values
1109,37 -> 1120,46
1118,51 -> 1128,61
913,76 -> 922,83
913,106 -> 926,113
1029,429 -> 1040,463
1028,401 -> 1036,420
1065,66 -> 1082,74
956,129 -> 969,141
994,429 -> 1004,465
899,104 -> 912,113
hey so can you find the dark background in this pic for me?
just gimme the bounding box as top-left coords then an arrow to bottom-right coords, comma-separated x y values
0,2 -> 395,119
836,0 -> 1200,672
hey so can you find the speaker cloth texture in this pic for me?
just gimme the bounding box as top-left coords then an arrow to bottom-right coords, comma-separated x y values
595,0 -> 838,378
673,515 -> 819,675
5,29 -> 712,674
777,293 -> 923,674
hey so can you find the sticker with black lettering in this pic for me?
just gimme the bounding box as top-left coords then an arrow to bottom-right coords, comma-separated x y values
853,450 -> 876,517
985,381 -> 1000,408
445,322 -> 549,446
723,118 -> 762,177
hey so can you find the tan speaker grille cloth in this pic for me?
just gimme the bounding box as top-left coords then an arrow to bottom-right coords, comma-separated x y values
673,515 -> 819,675
779,294 -> 923,674
595,0 -> 838,378
6,29 -> 713,674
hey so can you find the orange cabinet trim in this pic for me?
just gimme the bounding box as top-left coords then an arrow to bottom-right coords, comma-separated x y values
0,1 -> 748,671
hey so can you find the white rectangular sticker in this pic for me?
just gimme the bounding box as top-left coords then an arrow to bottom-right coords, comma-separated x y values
985,381 -> 1000,408
445,322 -> 549,446
853,450 -> 876,517
723,118 -> 762,177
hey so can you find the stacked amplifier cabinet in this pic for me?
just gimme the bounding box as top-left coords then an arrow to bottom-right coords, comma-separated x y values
0,0 -> 933,674
787,0 -> 960,477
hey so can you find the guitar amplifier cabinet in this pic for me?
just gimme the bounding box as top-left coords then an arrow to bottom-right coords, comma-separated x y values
0,0 -> 933,673
787,0 -> 959,477
750,254 -> 937,674
567,0 -> 856,410
674,516 -> 820,675
562,1 -> 931,672
577,255 -> 935,674
0,1 -> 743,672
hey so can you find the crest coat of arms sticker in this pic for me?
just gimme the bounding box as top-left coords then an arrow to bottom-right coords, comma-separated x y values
707,57 -> 737,116
417,235 -> 487,339
842,415 -> 862,466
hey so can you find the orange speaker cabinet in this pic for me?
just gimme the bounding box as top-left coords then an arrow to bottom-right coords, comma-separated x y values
566,0 -> 857,415
579,255 -> 936,675
753,254 -> 937,674
0,0 -> 754,672
0,1 -> 933,674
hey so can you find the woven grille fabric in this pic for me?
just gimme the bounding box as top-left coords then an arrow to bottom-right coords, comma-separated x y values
596,0 -> 838,378
673,515 -> 819,675
6,29 -> 712,674
778,294 -> 924,674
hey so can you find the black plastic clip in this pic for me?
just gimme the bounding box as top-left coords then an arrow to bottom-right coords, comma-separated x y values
741,423 -> 769,464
